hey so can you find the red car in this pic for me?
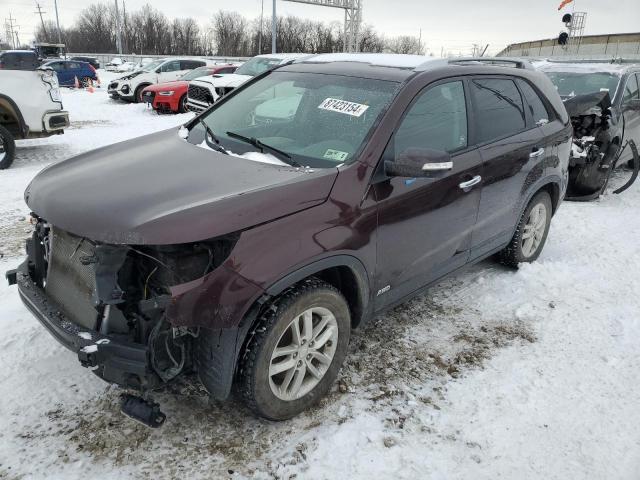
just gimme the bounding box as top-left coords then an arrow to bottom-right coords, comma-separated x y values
142,65 -> 237,113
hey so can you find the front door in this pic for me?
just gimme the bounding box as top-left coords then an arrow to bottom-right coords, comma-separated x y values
374,79 -> 482,308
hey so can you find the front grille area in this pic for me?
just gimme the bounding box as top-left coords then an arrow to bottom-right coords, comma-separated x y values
188,84 -> 214,105
45,228 -> 99,330
142,91 -> 155,105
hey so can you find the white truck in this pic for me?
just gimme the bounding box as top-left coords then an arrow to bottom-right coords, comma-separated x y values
107,57 -> 218,103
186,53 -> 311,113
0,50 -> 70,170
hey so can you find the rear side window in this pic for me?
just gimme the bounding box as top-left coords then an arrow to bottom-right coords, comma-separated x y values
68,62 -> 83,69
623,74 -> 639,102
217,67 -> 235,74
180,60 -> 204,70
0,51 -> 39,70
517,79 -> 550,125
394,80 -> 468,154
471,78 -> 526,143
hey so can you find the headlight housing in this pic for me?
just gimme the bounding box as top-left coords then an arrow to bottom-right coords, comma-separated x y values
158,91 -> 175,96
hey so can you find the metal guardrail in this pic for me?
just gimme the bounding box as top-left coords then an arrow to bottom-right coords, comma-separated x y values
68,53 -> 250,65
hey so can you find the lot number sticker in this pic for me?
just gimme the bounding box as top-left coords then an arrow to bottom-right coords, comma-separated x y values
323,149 -> 349,161
318,98 -> 369,117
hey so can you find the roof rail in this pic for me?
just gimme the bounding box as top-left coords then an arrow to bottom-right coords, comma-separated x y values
414,56 -> 535,72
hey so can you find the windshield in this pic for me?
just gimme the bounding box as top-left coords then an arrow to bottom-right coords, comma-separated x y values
235,57 -> 284,77
142,59 -> 165,72
544,70 -> 621,98
181,67 -> 213,81
190,71 -> 399,168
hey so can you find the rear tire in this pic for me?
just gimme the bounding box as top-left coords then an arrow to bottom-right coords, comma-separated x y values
237,278 -> 351,420
0,124 -> 16,170
499,191 -> 552,268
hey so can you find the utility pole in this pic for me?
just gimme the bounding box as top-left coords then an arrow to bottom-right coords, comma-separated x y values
6,13 -> 18,49
122,0 -> 127,53
114,0 -> 123,54
53,0 -> 62,44
271,0 -> 276,53
35,2 -> 48,41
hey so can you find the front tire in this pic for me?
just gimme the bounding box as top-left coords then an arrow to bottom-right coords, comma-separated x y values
238,278 -> 351,420
178,94 -> 188,113
499,191 -> 552,268
0,124 -> 16,170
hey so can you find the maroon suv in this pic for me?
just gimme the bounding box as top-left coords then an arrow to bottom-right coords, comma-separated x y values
7,54 -> 571,425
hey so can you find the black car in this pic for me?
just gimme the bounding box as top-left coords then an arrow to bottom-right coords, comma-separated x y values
539,61 -> 640,198
70,56 -> 100,70
7,55 -> 571,425
0,50 -> 39,70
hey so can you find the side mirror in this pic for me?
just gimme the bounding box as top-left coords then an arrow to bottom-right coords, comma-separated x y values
623,98 -> 640,112
384,148 -> 452,178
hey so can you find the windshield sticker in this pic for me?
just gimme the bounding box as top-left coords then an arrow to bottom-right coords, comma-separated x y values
323,149 -> 349,161
318,98 -> 369,117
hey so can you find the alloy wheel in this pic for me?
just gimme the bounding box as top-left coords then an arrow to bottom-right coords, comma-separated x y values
0,134 -> 5,163
269,307 -> 339,401
521,202 -> 547,258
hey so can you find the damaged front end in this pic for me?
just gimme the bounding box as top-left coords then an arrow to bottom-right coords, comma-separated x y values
6,216 -> 239,394
565,91 -> 639,200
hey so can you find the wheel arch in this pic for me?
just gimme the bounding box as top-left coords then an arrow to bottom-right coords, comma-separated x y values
0,94 -> 27,139
264,255 -> 372,329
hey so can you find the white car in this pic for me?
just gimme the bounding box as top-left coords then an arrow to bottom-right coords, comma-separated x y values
116,61 -> 137,73
186,53 -> 312,113
0,51 -> 69,169
105,57 -> 123,72
108,58 -> 218,103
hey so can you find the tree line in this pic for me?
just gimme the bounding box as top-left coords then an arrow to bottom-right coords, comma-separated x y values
31,3 -> 425,56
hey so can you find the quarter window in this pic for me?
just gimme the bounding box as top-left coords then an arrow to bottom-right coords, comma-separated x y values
471,78 -> 526,143
517,79 -> 550,125
394,81 -> 468,156
623,74 -> 639,103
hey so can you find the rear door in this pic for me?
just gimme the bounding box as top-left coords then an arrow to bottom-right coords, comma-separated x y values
374,79 -> 483,308
48,61 -> 70,85
468,76 -> 548,260
621,73 -> 640,163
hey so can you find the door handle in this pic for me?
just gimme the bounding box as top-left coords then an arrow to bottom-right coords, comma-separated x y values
529,147 -> 545,158
422,161 -> 453,172
459,175 -> 481,190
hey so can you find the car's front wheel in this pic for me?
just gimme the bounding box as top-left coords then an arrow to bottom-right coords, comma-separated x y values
0,124 -> 16,170
238,278 -> 351,420
499,190 -> 552,268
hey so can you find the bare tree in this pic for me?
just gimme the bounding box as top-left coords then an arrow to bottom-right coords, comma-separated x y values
385,35 -> 424,55
210,11 -> 250,56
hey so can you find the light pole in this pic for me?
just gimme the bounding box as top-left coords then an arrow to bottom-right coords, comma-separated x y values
271,0 -> 276,53
258,0 -> 264,54
53,0 -> 62,44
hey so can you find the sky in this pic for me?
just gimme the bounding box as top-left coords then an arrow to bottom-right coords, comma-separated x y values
1,0 -> 638,55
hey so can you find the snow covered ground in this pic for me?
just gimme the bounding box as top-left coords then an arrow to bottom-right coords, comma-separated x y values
1,73 -> 639,479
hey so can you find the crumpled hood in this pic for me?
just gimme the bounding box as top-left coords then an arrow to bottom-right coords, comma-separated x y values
191,73 -> 252,88
25,128 -> 338,245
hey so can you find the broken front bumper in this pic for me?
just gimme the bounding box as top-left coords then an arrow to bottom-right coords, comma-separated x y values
6,261 -> 159,390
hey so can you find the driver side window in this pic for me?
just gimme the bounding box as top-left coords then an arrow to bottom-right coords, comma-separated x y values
160,60 -> 180,72
394,81 -> 468,158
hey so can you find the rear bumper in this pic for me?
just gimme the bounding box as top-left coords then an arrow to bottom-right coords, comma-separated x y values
43,110 -> 69,132
7,260 -> 158,390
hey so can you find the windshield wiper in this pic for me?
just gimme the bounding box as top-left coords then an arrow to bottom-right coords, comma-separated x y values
226,131 -> 301,167
198,118 -> 228,155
